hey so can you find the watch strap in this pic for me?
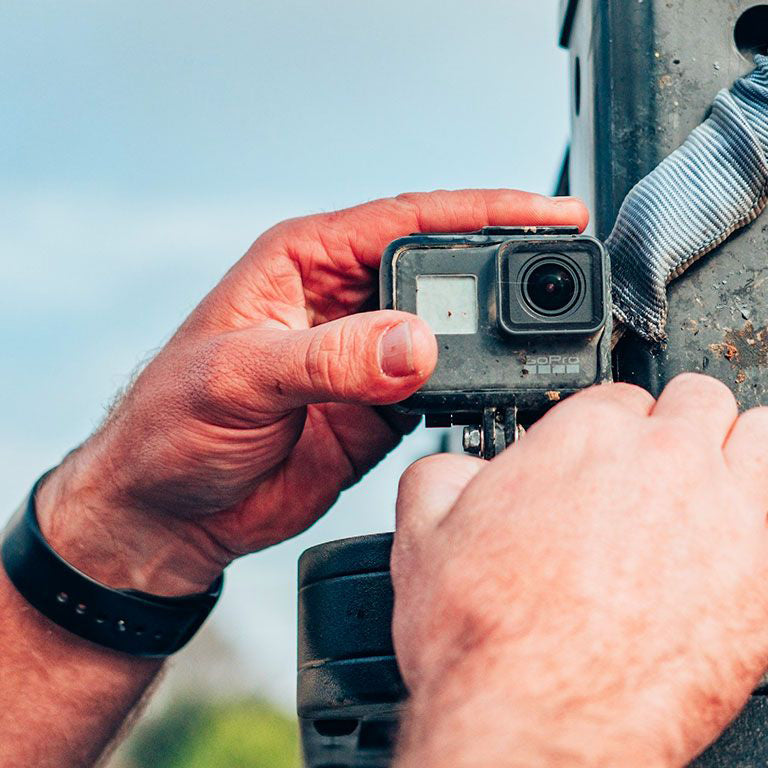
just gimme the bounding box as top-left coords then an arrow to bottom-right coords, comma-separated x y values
1,472 -> 223,658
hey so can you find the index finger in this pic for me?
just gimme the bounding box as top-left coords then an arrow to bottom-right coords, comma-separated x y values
281,188 -> 590,270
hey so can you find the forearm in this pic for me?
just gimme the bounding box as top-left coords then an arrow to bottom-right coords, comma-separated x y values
0,565 -> 162,767
0,454 -> 217,768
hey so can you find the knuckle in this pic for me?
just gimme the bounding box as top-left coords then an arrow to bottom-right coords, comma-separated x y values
304,325 -> 358,397
304,333 -> 336,395
309,211 -> 351,247
397,189 -> 457,228
398,454 -> 449,494
551,394 -> 624,426
572,382 -> 655,414
434,562 -> 472,614
608,381 -> 655,402
394,191 -> 422,207
670,372 -> 734,402
394,192 -> 426,228
255,215 -> 322,258
262,215 -> 304,242
246,221 -> 291,256
526,192 -> 552,222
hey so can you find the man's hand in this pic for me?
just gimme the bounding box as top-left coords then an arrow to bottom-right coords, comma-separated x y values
393,374 -> 768,768
36,189 -> 588,596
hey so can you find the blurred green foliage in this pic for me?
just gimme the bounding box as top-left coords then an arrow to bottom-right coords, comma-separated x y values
128,698 -> 300,768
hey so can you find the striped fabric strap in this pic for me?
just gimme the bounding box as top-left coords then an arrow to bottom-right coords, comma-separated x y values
607,54 -> 768,343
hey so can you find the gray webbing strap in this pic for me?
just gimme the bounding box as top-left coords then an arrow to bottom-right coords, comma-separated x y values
608,54 -> 768,343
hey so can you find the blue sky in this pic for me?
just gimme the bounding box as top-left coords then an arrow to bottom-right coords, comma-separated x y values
1,0 -> 571,707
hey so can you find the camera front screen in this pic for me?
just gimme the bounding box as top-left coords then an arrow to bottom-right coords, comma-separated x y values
415,274 -> 478,335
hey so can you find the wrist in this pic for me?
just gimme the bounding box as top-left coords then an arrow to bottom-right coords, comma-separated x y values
35,452 -> 225,597
398,650 -> 680,768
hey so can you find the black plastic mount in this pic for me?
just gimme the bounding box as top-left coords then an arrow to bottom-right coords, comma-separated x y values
297,533 -> 403,767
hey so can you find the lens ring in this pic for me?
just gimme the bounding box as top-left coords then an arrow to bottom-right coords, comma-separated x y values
521,257 -> 582,317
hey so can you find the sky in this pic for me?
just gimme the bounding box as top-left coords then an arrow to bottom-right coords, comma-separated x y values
0,0 -> 571,709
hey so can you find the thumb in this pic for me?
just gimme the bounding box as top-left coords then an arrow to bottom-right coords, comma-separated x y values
395,453 -> 485,551
238,310 -> 437,411
392,453 -> 484,631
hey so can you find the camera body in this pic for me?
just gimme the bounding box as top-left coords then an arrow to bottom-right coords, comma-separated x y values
379,226 -> 612,425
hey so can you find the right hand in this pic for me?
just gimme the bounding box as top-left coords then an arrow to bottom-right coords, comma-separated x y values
393,374 -> 768,767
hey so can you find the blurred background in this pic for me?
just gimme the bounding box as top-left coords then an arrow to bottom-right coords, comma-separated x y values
0,1 -> 570,764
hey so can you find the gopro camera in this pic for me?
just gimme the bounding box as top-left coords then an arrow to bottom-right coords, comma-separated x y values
380,226 -> 611,452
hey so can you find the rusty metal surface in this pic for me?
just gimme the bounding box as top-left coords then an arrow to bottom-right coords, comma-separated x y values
566,0 -> 768,405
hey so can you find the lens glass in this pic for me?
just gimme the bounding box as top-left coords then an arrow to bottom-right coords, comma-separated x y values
523,260 -> 578,315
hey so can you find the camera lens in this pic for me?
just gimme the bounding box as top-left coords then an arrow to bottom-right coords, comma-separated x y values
523,260 -> 579,315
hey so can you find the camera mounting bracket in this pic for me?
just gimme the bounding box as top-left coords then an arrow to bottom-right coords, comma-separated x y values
462,405 -> 523,460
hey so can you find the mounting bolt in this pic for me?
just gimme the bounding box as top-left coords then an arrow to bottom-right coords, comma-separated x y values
462,426 -> 482,455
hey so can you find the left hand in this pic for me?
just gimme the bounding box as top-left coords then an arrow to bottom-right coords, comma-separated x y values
37,189 -> 588,595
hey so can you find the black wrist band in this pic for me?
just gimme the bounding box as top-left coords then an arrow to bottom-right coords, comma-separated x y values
1,472 -> 223,658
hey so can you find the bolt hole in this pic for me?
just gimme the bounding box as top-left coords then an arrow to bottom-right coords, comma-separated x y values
673,58 -> 681,65
313,719 -> 359,737
735,5 -> 768,61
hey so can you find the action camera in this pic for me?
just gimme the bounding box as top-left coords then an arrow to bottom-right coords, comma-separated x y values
380,225 -> 612,429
